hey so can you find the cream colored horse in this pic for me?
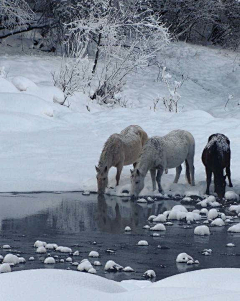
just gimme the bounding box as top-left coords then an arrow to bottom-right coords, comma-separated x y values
96,125 -> 148,194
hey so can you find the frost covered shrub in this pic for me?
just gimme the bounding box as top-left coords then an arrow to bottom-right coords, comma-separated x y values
57,0 -> 170,106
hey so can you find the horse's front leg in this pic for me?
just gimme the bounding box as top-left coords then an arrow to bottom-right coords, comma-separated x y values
206,167 -> 212,195
150,169 -> 156,191
116,164 -> 123,186
173,165 -> 182,183
156,167 -> 164,193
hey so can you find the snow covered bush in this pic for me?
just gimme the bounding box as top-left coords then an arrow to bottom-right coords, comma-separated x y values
52,45 -> 91,106
57,0 -> 170,106
160,67 -> 185,113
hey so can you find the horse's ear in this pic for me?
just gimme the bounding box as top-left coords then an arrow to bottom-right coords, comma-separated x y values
95,166 -> 100,173
136,169 -> 140,176
104,166 -> 108,172
130,169 -> 133,174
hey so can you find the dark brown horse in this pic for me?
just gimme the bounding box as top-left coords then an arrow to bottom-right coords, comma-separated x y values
202,133 -> 233,199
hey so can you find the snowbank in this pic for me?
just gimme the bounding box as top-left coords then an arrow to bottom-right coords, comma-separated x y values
1,269 -> 240,301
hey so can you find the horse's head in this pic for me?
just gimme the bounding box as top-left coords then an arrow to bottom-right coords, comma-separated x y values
215,174 -> 226,199
95,165 -> 108,194
130,168 -> 144,200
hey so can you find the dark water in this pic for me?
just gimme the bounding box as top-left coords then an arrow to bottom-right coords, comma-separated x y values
0,192 -> 240,282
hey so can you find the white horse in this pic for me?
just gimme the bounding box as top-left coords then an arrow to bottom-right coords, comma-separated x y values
130,130 -> 195,198
96,125 -> 148,194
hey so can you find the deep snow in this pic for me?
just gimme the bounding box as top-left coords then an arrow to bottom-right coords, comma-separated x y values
1,268 -> 240,301
1,42 -> 240,196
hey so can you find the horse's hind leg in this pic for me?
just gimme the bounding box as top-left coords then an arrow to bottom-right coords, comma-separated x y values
173,165 -> 182,183
206,167 -> 212,195
186,156 -> 195,186
226,166 -> 233,187
150,169 -> 156,191
116,164 -> 123,186
156,168 -> 164,193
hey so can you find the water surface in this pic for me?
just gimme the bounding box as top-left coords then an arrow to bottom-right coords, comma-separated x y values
0,192 -> 239,281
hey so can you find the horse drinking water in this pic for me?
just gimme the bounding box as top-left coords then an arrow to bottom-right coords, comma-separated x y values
202,133 -> 233,199
130,130 -> 195,199
96,125 -> 148,194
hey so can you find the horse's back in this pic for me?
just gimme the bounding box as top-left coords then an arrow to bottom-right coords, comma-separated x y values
202,133 -> 230,168
121,125 -> 148,144
120,125 -> 147,165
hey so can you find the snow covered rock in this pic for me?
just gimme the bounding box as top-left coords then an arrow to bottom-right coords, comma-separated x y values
11,76 -> 37,91
29,257 -> 34,261
46,243 -> 58,250
0,263 -> 11,273
186,212 -> 201,223
148,215 -> 157,222
143,270 -> 156,279
89,251 -> 99,258
194,225 -> 210,236
225,191 -> 239,202
66,257 -> 73,263
88,268 -> 97,274
44,257 -> 56,264
34,240 -> 47,248
77,259 -> 94,272
200,208 -> 208,215
228,223 -> 240,233
73,251 -> 80,256
123,266 -> 134,272
208,209 -> 219,220
150,223 -> 166,231
176,253 -> 193,263
104,260 -> 123,272
93,261 -> 102,266
2,245 -> 11,249
137,198 -> 147,203
226,243 -> 235,247
197,196 -> 220,208
56,246 -> 72,253
137,240 -> 149,246
229,205 -> 240,214
18,257 -> 26,264
125,226 -> 131,232
211,218 -> 225,227
143,225 -> 150,229
3,254 -> 19,265
153,214 -> 166,223
168,205 -> 188,220
36,246 -> 47,254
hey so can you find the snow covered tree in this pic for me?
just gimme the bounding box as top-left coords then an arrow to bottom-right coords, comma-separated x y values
61,0 -> 170,104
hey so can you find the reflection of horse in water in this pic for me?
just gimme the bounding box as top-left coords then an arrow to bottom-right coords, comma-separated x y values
96,195 -> 177,234
97,195 -> 140,233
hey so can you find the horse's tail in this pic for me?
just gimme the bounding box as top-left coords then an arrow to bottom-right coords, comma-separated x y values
185,159 -> 191,185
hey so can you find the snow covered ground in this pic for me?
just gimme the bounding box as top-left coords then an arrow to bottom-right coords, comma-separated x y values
1,268 -> 240,301
0,41 -> 240,196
